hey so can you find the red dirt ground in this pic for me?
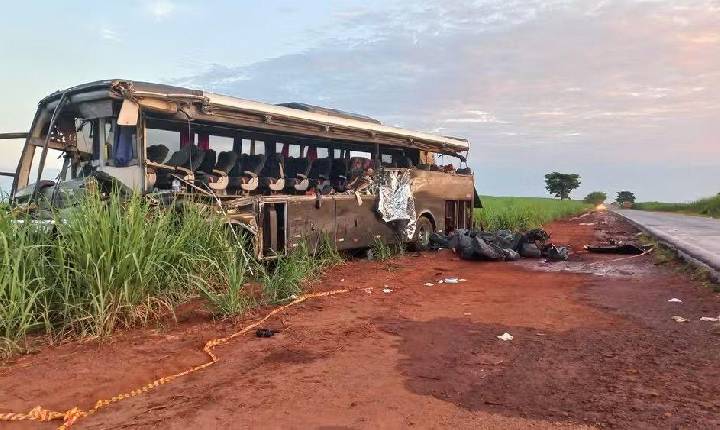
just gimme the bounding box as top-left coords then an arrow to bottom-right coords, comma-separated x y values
2,211 -> 720,429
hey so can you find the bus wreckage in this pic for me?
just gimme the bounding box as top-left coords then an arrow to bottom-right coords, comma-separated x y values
2,80 -> 474,258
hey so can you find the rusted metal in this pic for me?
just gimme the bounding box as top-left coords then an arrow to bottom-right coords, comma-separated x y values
0,132 -> 29,140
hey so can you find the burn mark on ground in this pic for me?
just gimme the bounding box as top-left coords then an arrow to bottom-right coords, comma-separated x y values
381,316 -> 720,428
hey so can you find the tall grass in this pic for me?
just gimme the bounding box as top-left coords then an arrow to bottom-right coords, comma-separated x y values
0,192 -> 254,356
0,190 -> 345,358
263,235 -> 343,304
475,196 -> 592,231
634,195 -> 720,219
0,213 -> 50,358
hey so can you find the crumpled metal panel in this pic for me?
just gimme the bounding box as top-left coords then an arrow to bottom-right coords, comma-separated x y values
377,169 -> 417,239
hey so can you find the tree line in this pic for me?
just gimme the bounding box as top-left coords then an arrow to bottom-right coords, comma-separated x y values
544,172 -> 635,205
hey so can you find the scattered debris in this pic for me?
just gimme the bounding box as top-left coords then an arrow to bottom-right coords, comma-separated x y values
463,312 -> 471,316
256,328 -> 278,338
497,333 -> 514,341
668,298 -> 683,303
424,282 -> 434,287
382,287 -> 393,294
671,316 -> 688,323
700,316 -> 720,322
444,277 -> 459,284
458,278 -> 468,282
579,222 -> 595,226
545,245 -> 570,262
585,243 -> 647,255
363,287 -> 373,294
442,228 -> 569,262
340,279 -> 345,282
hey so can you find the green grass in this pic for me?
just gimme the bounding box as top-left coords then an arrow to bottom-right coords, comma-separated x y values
369,235 -> 404,261
634,195 -> 720,219
474,196 -> 592,231
0,190 -> 344,358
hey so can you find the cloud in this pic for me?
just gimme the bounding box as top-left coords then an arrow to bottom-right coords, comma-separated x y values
172,0 -> 720,200
100,27 -> 121,42
146,0 -> 176,20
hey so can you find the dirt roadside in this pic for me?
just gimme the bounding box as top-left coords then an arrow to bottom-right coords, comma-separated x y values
1,211 -> 719,429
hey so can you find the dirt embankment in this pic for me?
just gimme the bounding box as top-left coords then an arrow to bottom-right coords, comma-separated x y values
1,211 -> 719,429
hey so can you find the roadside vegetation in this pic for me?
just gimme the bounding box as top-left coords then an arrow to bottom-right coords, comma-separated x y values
584,191 -> 607,205
638,234 -> 719,292
634,194 -> 720,219
475,195 -> 592,231
369,236 -> 405,261
0,191 -> 343,359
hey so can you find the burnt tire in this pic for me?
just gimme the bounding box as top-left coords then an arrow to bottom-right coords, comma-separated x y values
411,216 -> 434,251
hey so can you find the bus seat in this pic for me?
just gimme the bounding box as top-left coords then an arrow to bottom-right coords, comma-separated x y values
227,155 -> 247,192
308,157 -> 333,194
284,156 -> 311,192
240,154 -> 266,192
330,158 -> 349,192
154,145 -> 205,189
197,149 -> 217,174
396,155 -> 414,168
146,144 -> 169,163
259,152 -> 285,192
309,158 -> 332,181
208,151 -> 238,191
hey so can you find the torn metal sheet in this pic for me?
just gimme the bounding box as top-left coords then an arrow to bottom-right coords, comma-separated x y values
376,169 -> 417,239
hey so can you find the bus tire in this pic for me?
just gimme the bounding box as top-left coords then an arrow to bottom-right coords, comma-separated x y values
411,215 -> 434,251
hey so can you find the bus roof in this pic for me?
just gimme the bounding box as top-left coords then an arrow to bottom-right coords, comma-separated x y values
39,79 -> 470,153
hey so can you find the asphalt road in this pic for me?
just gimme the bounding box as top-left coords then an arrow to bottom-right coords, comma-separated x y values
616,209 -> 720,275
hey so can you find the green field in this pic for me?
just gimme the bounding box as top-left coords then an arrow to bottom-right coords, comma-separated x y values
474,196 -> 593,231
634,195 -> 720,219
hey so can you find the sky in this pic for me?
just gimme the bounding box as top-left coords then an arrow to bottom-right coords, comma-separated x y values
1,0 -> 718,201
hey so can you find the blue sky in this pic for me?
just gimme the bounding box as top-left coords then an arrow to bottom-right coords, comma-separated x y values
1,0 -> 718,201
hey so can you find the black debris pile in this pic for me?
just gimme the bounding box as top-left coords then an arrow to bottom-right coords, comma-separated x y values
256,328 -> 279,338
434,228 -> 570,262
584,241 -> 649,255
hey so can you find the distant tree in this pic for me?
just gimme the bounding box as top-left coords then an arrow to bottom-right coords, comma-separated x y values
544,172 -> 581,200
616,191 -> 636,205
584,191 -> 607,205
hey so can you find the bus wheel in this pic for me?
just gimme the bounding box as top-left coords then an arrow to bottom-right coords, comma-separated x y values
412,216 -> 434,251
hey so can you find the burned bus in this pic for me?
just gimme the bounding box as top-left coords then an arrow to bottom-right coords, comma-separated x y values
3,80 -> 474,257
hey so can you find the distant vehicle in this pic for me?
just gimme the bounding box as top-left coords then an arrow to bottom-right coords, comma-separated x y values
2,80 -> 474,257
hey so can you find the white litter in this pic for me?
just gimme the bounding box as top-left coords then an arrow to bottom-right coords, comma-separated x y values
458,279 -> 468,282
382,288 -> 393,294
424,282 -> 434,287
668,298 -> 683,303
463,312 -> 471,316
363,287 -> 373,294
700,316 -> 720,322
671,316 -> 688,323
340,279 -> 345,282
497,333 -> 514,341
444,277 -> 459,284
579,222 -> 595,226
438,280 -> 444,284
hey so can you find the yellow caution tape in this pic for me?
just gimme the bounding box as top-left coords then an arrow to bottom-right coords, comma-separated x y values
0,289 -> 349,429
